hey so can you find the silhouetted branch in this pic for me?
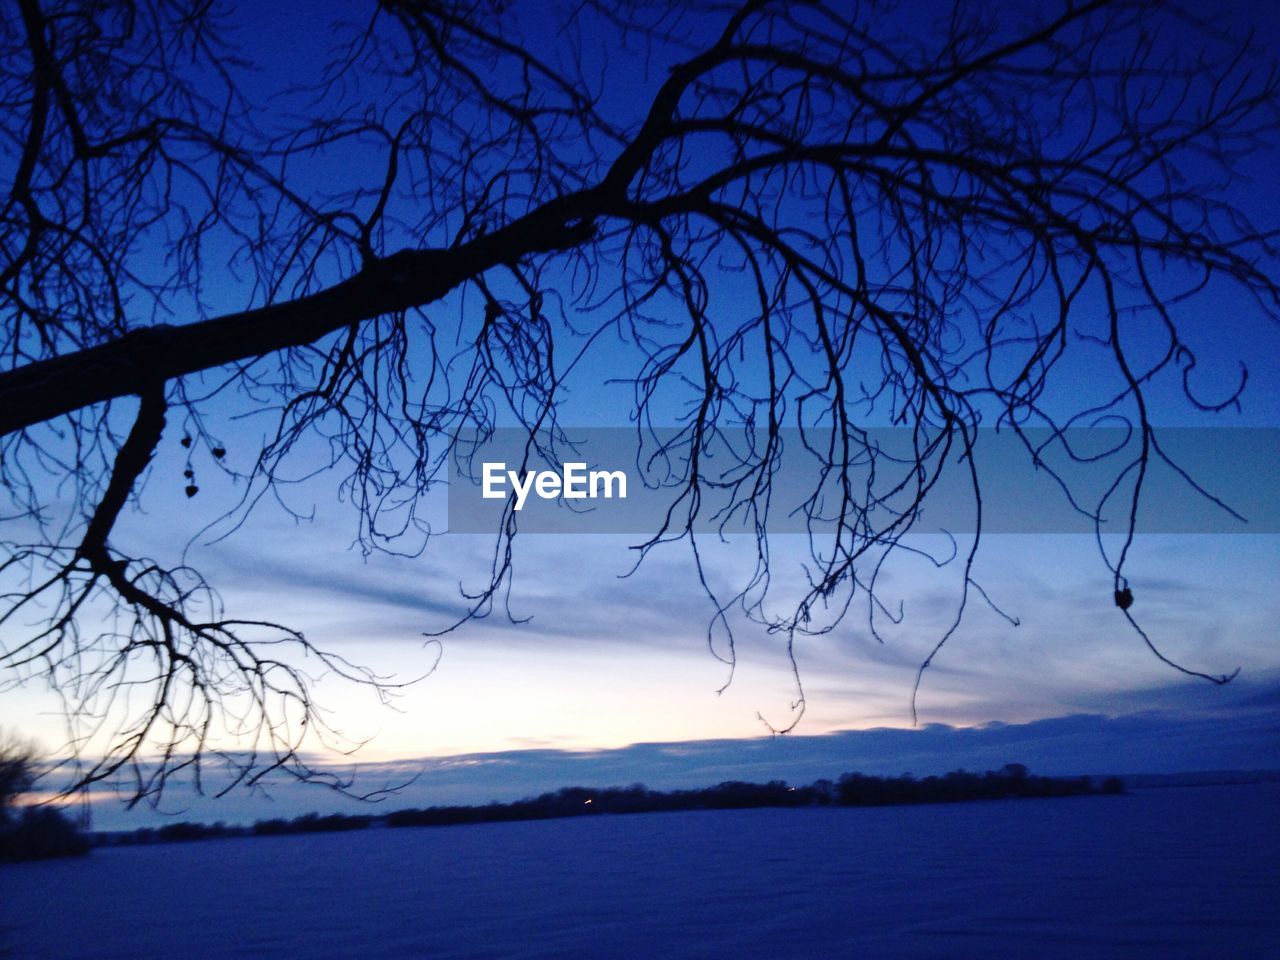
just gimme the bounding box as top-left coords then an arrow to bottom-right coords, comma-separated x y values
1,0 -> 1274,800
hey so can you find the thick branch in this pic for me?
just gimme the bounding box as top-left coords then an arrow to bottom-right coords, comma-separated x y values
77,383 -> 167,562
0,198 -> 598,437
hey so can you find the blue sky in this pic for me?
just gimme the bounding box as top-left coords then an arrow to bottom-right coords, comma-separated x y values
4,0 -> 1280,825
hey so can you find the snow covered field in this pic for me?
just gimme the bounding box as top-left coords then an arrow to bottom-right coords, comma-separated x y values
2,783 -> 1276,959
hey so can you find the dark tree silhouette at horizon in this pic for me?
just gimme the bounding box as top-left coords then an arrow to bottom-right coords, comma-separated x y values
0,0 -> 1276,804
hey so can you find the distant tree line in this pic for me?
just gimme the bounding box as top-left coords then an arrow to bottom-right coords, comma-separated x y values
96,812 -> 376,846
385,764 -> 1120,827
95,765 -> 1123,848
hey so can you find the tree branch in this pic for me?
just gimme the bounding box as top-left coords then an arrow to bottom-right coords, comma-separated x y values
0,197 -> 599,437
77,384 -> 167,563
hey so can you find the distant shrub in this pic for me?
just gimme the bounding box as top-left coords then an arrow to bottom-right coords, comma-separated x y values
0,729 -> 36,826
0,728 -> 89,862
0,806 -> 90,862
832,765 -> 1099,807
291,812 -> 373,832
253,818 -> 293,836
242,813 -> 373,837
157,821 -> 214,842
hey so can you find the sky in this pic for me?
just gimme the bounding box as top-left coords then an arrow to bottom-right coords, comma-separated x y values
3,0 -> 1280,829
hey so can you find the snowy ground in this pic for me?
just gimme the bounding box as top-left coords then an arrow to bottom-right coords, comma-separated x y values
2,783 -> 1276,959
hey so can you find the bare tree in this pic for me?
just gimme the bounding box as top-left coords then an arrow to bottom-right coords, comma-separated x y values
0,0 -> 1275,803
0,730 -> 36,823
